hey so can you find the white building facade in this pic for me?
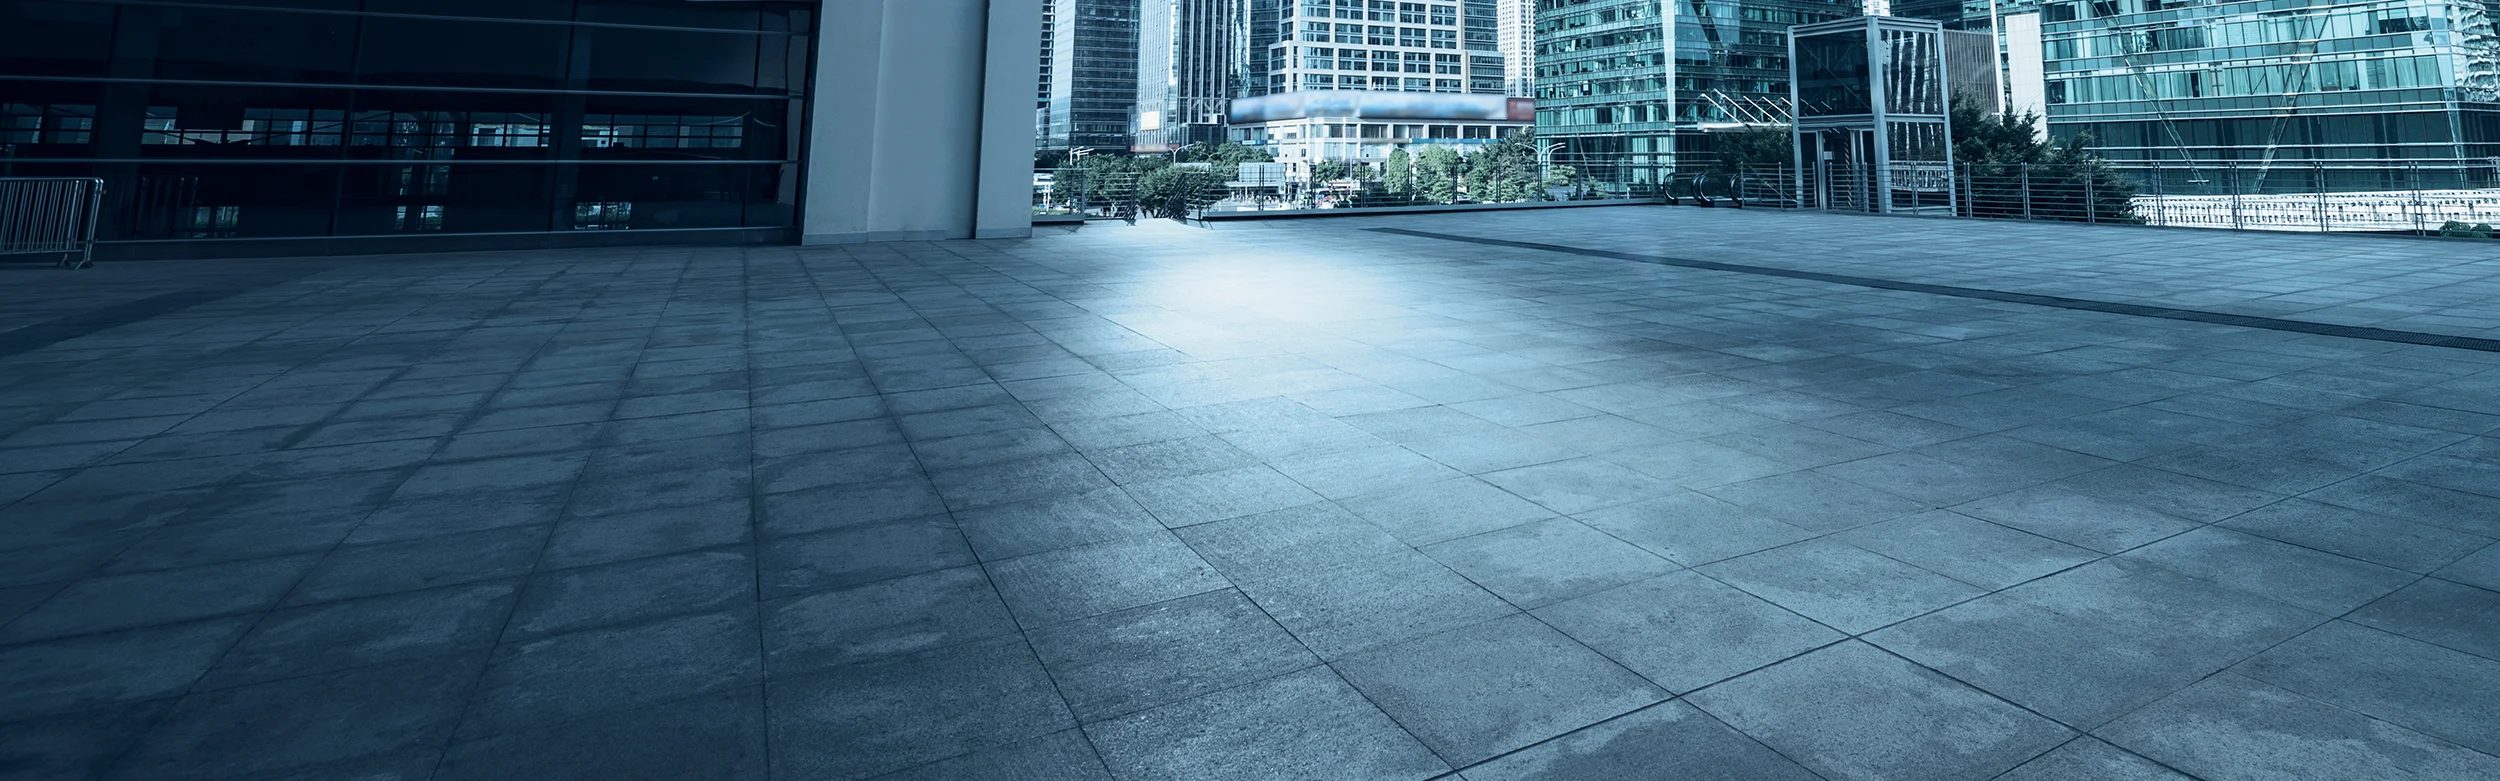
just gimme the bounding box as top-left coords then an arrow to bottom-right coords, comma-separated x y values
1497,0 -> 1535,97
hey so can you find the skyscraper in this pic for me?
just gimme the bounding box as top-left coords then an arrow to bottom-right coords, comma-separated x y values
1534,0 -> 1861,180
1260,1 -> 1510,97
1039,0 -> 1057,146
1499,0 -> 1537,96
1047,0 -> 1143,152
1137,0 -> 1242,151
1239,0 -> 1287,98
2029,0 -> 2498,174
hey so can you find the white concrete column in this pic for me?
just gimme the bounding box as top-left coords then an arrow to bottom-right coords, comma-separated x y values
803,0 -> 1040,244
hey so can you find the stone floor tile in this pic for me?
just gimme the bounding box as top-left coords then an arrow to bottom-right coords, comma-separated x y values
1086,666 -> 1446,781
1123,465 -> 1324,528
1571,490 -> 1817,567
2349,578 -> 2500,661
2099,674 -> 2500,781
345,488 -> 568,544
2300,473 -> 2500,538
1173,502 -> 1411,584
1028,589 -> 1316,721
1595,440 -> 1795,489
508,549 -> 753,638
2121,527 -> 2414,614
763,565 -> 1018,675
204,581 -> 516,689
106,655 -> 475,781
2218,498 -> 2493,573
1697,470 -> 1929,532
950,487 -> 1166,561
987,531 -> 1228,628
0,701 -> 172,781
286,525 -> 543,606
1951,485 -> 2203,554
767,635 -> 1073,781
1419,518 -> 1677,607
868,729 -> 1110,781
1532,571 -> 1841,694
1456,701 -> 1822,781
437,688 -> 767,781
1994,738 -> 2194,781
462,609 -> 761,739
1266,445 -> 1464,500
1475,457 -> 1678,515
2235,620 -> 2500,755
1868,579 -> 2320,729
0,618 -> 252,719
538,499 -> 750,570
1237,549 -> 1515,660
758,477 -> 949,538
758,516 -> 974,599
1334,614 -> 1665,766
1,553 -> 320,642
1832,510 -> 2099,590
1696,539 -> 1985,634
1338,477 -> 1557,546
1686,641 -> 2073,781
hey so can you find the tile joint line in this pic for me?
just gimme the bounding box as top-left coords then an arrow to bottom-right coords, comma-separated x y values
1368,227 -> 2500,355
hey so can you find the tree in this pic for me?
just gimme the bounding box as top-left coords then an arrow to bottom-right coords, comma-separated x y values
1710,126 -> 1792,173
1383,148 -> 1414,196
1546,164 -> 1589,199
1467,133 -> 1543,203
1310,159 -> 1355,183
1949,95 -> 2138,223
1136,165 -> 1226,218
1414,146 -> 1464,204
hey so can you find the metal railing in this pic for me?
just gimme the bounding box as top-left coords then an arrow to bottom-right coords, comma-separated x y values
1757,161 -> 2500,237
0,178 -> 106,268
1034,167 -> 1143,223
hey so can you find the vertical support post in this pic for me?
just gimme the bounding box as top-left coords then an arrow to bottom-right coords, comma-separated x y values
2152,161 -> 2164,227
2314,162 -> 2327,232
2228,163 -> 2243,230
2019,164 -> 2033,220
2085,169 -> 2097,224
2410,164 -> 2424,235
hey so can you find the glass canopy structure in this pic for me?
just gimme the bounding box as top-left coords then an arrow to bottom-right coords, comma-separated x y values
1790,15 -> 1957,212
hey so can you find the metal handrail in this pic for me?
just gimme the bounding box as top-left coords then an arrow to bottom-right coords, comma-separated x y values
0,177 -> 105,269
1744,161 -> 2496,237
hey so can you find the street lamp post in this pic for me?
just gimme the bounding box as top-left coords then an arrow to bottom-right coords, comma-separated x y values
1538,142 -> 1565,191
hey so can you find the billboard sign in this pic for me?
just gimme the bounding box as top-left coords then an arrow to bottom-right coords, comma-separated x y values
1228,92 -> 1533,124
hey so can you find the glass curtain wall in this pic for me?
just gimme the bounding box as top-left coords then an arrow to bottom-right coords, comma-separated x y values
0,0 -> 814,246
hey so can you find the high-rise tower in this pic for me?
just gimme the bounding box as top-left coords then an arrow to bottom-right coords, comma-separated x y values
1046,0 -> 1143,152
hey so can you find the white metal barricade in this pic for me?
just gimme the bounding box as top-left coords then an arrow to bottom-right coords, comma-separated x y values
0,177 -> 106,269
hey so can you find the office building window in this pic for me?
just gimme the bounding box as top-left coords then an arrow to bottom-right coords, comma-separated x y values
0,0 -> 815,242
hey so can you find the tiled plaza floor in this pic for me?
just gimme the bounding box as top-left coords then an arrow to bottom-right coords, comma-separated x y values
2,206 -> 2498,780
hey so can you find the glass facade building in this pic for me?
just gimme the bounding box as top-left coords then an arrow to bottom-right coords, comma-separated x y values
1138,0 -> 1242,151
1046,0 -> 1142,151
1533,0 -> 1862,179
0,0 -> 815,257
2031,0 -> 2500,169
